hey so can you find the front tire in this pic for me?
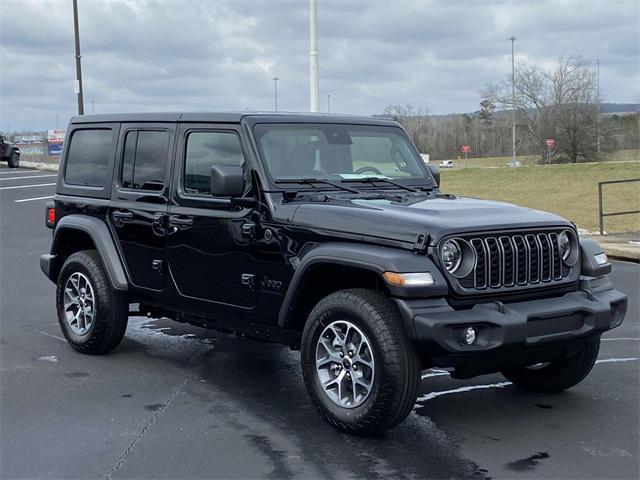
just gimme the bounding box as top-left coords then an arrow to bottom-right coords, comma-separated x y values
301,289 -> 421,435
501,339 -> 600,392
56,250 -> 128,354
8,152 -> 19,168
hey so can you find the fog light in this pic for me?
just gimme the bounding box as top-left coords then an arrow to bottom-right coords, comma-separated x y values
463,327 -> 477,345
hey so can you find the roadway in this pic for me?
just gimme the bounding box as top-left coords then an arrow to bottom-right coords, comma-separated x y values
1,166 -> 638,479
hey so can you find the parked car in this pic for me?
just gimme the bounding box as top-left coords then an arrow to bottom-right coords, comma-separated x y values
40,112 -> 627,434
0,134 -> 20,168
439,159 -> 453,168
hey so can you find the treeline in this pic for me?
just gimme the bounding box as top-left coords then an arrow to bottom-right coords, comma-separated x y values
385,55 -> 639,163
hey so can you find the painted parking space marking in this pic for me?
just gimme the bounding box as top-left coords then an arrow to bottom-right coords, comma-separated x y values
417,357 -> 639,402
602,337 -> 640,341
594,357 -> 638,363
0,169 -> 40,175
0,174 -> 57,181
14,195 -> 55,203
0,183 -> 56,190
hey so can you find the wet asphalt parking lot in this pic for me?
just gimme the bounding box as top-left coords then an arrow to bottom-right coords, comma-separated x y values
1,166 -> 638,480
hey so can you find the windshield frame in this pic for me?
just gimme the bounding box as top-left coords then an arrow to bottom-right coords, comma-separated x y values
251,121 -> 435,192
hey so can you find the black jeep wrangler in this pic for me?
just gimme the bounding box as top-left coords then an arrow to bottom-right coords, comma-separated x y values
0,134 -> 20,168
41,113 -> 627,434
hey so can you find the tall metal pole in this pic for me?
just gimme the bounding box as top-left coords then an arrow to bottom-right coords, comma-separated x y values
509,36 -> 517,165
273,77 -> 279,111
596,59 -> 601,154
72,0 -> 84,115
309,0 -> 319,112
327,94 -> 331,113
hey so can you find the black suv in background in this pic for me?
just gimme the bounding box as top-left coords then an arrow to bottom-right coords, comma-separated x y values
41,113 -> 627,434
0,134 -> 20,168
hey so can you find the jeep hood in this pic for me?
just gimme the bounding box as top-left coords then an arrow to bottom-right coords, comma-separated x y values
289,195 -> 572,246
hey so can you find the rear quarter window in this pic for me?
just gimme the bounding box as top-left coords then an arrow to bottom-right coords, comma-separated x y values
64,129 -> 113,187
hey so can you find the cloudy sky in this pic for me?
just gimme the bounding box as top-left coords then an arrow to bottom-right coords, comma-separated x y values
1,0 -> 638,131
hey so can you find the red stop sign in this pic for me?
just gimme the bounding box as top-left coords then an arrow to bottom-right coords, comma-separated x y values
546,138 -> 556,148
461,145 -> 471,153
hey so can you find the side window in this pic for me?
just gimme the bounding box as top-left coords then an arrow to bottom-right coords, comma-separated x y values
65,129 -> 113,187
184,131 -> 244,195
121,130 -> 169,191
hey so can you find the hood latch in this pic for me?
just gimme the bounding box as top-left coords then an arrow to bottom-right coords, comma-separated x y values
413,233 -> 429,254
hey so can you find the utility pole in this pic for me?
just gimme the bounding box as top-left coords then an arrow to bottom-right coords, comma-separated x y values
90,99 -> 95,114
56,114 -> 59,129
72,0 -> 84,115
309,0 -> 319,112
508,36 -> 517,165
596,59 -> 601,154
273,77 -> 279,111
327,94 -> 331,113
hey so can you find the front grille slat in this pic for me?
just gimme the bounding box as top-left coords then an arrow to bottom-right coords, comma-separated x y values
454,230 -> 572,293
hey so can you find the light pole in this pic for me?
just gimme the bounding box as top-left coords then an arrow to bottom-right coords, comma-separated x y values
596,59 -> 601,154
508,36 -> 517,165
327,94 -> 331,113
309,0 -> 319,112
90,99 -> 95,114
72,0 -> 84,115
272,77 -> 279,111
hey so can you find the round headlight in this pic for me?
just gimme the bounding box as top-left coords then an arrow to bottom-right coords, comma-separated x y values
559,231 -> 571,261
442,239 -> 462,273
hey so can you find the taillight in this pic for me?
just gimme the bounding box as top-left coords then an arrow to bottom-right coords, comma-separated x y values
45,201 -> 56,229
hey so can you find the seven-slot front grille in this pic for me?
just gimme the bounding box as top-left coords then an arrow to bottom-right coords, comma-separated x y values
457,231 -> 571,291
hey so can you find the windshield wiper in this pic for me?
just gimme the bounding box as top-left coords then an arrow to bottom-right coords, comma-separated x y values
275,178 -> 361,194
341,177 -> 421,193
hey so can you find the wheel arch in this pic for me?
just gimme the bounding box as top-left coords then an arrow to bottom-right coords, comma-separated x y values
47,215 -> 128,291
278,242 -> 447,331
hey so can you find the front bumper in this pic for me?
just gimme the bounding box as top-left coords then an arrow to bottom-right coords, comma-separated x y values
395,277 -> 627,376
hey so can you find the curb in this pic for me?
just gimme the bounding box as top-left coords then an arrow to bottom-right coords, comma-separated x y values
20,160 -> 59,172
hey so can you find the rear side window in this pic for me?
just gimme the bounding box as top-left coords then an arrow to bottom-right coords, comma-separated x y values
64,129 -> 113,187
184,131 -> 244,195
121,130 -> 169,191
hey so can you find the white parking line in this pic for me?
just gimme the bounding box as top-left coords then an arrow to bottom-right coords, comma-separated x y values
0,183 -> 56,190
602,337 -> 640,341
594,357 -> 638,363
0,170 -> 39,175
14,195 -> 55,203
0,174 -> 57,181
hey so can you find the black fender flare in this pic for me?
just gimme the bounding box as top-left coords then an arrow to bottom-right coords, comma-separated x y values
48,215 -> 128,290
277,242 -> 448,328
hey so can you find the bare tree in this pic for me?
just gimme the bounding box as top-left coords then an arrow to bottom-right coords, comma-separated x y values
484,55 -> 601,162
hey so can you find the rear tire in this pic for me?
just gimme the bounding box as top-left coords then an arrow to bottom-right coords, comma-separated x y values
8,152 -> 19,168
301,289 -> 421,435
56,250 -> 128,354
501,339 -> 600,392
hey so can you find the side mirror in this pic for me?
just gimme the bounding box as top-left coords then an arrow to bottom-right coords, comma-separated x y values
210,165 -> 244,197
427,164 -> 440,187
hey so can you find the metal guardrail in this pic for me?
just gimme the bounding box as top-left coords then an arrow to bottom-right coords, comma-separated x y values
598,178 -> 640,235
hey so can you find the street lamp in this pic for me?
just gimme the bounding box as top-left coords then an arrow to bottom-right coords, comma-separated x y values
309,0 -> 319,112
508,36 -> 517,165
327,94 -> 331,113
273,77 -> 279,111
72,0 -> 84,115
596,59 -> 601,154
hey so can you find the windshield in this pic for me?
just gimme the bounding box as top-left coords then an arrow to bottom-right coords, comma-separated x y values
253,123 -> 431,185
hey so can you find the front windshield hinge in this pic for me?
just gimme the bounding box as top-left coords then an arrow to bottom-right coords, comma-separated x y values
413,233 -> 429,254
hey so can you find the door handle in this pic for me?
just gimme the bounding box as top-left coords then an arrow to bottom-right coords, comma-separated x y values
169,216 -> 194,226
112,210 -> 133,220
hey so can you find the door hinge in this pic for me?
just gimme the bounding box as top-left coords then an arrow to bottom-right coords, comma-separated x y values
413,233 -> 429,253
241,273 -> 256,291
242,222 -> 256,237
152,259 -> 166,275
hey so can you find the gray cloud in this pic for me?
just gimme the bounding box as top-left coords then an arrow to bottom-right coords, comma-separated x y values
1,0 -> 638,131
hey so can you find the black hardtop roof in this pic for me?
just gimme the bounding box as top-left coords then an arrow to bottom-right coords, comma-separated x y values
69,111 -> 398,127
